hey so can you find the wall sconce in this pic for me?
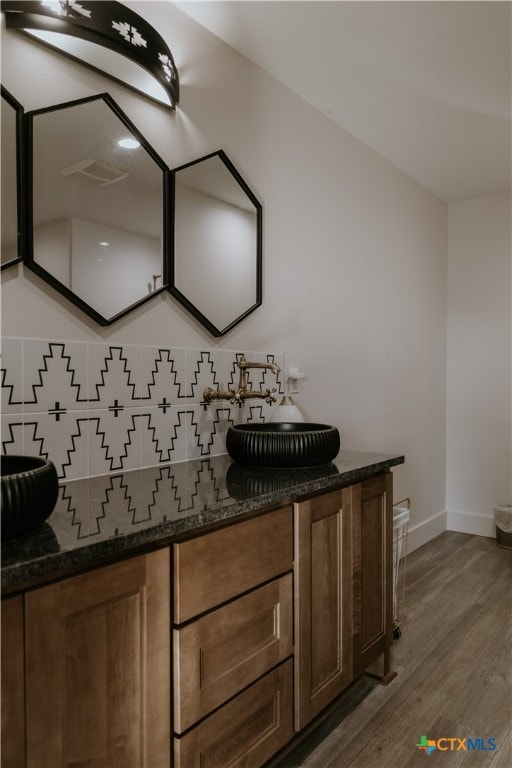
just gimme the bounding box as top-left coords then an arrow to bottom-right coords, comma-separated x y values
1,1 -> 179,109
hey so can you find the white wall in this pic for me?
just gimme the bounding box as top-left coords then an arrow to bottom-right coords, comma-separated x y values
447,192 -> 512,537
1,2 -> 448,549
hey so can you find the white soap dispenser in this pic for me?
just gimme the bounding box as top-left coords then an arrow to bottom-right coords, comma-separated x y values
271,372 -> 304,423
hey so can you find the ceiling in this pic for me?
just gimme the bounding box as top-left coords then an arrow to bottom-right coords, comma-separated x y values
173,0 -> 511,203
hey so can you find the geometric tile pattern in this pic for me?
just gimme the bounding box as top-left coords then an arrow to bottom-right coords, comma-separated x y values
1,338 -> 284,481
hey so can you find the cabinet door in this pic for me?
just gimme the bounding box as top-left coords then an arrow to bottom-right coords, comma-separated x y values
24,549 -> 170,768
294,488 -> 353,730
352,473 -> 394,677
1,596 -> 26,768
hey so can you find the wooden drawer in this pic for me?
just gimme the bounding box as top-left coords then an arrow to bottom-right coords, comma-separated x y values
174,659 -> 294,768
173,506 -> 293,623
174,573 -> 293,733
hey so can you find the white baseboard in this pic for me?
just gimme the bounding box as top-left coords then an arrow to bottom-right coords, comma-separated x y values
407,510 -> 447,553
405,509 -> 497,555
446,509 -> 495,539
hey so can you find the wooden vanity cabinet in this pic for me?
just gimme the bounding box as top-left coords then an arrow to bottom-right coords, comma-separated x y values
1,468 -> 397,768
352,473 -> 394,678
1,549 -> 170,768
173,507 -> 295,767
294,488 -> 354,730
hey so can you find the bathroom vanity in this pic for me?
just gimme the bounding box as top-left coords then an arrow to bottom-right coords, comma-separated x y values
1,449 -> 403,768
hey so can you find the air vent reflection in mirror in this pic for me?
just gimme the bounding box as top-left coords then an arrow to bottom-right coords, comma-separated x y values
60,158 -> 129,186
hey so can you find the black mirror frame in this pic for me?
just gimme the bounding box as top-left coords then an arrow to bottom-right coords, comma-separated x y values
168,149 -> 263,337
24,92 -> 170,326
1,85 -> 25,270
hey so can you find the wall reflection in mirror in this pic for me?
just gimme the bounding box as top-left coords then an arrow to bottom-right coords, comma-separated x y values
27,93 -> 168,324
170,150 -> 262,336
1,86 -> 23,269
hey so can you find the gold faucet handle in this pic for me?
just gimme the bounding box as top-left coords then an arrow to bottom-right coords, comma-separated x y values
230,390 -> 242,406
265,387 -> 277,405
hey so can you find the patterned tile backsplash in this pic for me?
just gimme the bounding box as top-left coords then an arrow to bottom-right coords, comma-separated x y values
1,339 -> 284,481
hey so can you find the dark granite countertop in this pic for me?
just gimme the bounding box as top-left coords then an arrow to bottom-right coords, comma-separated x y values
1,449 -> 404,595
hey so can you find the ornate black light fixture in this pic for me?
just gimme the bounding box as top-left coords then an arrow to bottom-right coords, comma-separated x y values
1,1 -> 179,108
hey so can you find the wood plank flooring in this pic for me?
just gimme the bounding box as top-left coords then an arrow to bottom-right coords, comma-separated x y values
274,532 -> 512,768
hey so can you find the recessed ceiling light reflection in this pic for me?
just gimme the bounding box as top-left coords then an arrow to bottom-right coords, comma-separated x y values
117,137 -> 141,150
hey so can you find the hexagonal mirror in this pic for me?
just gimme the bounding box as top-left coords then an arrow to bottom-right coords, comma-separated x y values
1,86 -> 24,270
169,150 -> 262,336
26,93 -> 168,325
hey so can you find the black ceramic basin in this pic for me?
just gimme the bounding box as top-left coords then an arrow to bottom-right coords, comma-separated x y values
1,455 -> 59,540
226,422 -> 340,468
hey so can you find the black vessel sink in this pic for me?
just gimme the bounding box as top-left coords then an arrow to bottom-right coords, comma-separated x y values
1,455 -> 59,540
226,422 -> 340,468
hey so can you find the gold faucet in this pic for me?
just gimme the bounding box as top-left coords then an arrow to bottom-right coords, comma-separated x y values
203,355 -> 281,406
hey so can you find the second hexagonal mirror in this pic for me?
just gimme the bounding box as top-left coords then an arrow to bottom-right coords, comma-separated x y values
170,150 -> 262,336
26,93 -> 168,325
